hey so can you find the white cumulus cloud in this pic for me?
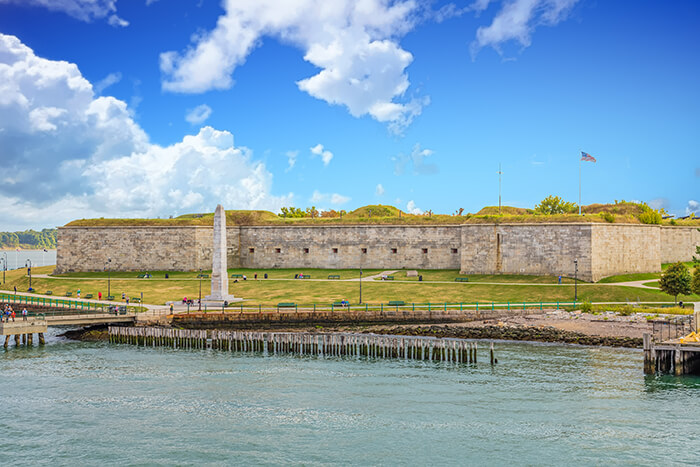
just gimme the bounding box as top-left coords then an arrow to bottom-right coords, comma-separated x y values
159,0 -> 427,133
0,33 -> 291,229
310,143 -> 334,166
376,184 -> 385,196
406,200 -> 422,214
0,0 -> 128,25
686,200 -> 699,217
185,104 -> 212,125
310,190 -> 350,206
285,150 -> 299,171
470,0 -> 579,58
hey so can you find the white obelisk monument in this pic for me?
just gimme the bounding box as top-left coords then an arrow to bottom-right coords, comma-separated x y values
205,204 -> 238,303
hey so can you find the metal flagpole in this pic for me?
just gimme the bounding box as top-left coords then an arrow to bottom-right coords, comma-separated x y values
498,163 -> 502,215
578,152 -> 582,215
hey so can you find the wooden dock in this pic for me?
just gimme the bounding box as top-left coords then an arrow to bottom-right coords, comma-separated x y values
0,320 -> 47,347
643,311 -> 700,375
108,327 -> 496,364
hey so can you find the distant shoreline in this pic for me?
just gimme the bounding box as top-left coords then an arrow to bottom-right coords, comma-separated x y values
0,247 -> 56,251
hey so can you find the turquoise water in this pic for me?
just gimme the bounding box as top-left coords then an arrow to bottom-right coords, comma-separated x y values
1,332 -> 699,466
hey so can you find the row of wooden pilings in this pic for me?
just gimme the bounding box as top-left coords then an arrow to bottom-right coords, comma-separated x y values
109,327 -> 208,349
4,333 -> 45,348
108,327 -> 496,364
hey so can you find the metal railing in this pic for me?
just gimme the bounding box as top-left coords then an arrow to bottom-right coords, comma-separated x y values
0,293 -> 138,316
182,300 -> 583,314
652,316 -> 694,342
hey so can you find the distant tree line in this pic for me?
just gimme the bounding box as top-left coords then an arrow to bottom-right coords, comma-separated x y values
0,229 -> 57,249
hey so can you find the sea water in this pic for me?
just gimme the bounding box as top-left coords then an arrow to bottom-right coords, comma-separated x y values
0,249 -> 56,270
1,330 -> 698,466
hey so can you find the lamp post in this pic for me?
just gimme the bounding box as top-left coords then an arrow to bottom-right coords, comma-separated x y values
106,257 -> 112,299
359,251 -> 363,304
198,268 -> 202,311
574,259 -> 578,302
25,259 -> 32,291
1,252 -> 6,284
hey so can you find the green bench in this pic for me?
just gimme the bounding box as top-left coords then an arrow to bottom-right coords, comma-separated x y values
299,275 -> 311,279
131,297 -> 141,303
383,276 -> 394,280
388,301 -> 405,306
454,277 -> 469,282
328,275 -> 341,279
65,292 -> 73,297
231,274 -> 243,278
45,291 -> 53,296
137,274 -> 152,279
106,295 -> 115,300
85,294 -> 93,299
197,274 -> 209,278
277,302 -> 297,311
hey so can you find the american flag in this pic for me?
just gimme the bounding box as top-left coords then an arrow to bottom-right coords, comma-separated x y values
581,151 -> 596,162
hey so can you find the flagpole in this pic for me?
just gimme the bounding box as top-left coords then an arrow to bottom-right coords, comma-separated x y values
578,152 -> 582,216
498,163 -> 502,215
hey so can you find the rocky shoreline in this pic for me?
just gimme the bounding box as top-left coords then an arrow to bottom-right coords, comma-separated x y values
362,324 -> 643,348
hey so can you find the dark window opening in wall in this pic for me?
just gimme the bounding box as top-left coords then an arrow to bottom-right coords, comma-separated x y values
422,248 -> 428,254
332,248 -> 338,254
303,248 -> 309,254
249,248 -> 255,254
275,248 -> 281,254
391,248 -> 397,254
361,248 -> 367,254
451,248 -> 458,254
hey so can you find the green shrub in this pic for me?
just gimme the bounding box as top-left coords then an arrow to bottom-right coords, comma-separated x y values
580,301 -> 592,313
600,212 -> 615,223
618,305 -> 634,316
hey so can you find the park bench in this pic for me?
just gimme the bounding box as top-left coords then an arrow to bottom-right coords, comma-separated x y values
328,274 -> 341,279
332,301 -> 350,308
45,291 -> 53,295
65,292 -> 72,297
137,274 -> 152,279
383,276 -> 394,281
85,294 -> 93,299
277,302 -> 297,311
388,301 -> 405,306
300,275 -> 311,279
231,274 -> 243,278
454,277 -> 469,282
131,297 -> 141,303
197,274 -> 209,278
106,295 -> 115,300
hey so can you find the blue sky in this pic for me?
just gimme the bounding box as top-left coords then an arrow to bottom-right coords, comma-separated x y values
0,0 -> 698,230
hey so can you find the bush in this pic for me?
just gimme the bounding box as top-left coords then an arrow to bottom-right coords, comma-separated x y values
600,212 -> 615,223
639,210 -> 662,224
618,305 -> 634,316
535,195 -> 578,215
580,301 -> 592,313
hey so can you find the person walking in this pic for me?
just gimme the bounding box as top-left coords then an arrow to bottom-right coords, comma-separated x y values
98,291 -> 102,300
22,307 -> 27,321
10,309 -> 15,322
558,275 -> 562,285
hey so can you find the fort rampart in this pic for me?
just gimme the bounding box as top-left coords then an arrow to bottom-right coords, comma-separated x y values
55,223 -> 698,282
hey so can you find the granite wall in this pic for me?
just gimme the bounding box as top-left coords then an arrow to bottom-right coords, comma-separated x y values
55,222 -> 698,281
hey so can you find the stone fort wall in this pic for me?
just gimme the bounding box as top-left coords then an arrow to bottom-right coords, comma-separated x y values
55,223 -> 699,282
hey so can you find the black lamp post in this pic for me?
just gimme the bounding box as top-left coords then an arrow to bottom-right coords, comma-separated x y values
198,268 -> 202,311
25,259 -> 32,291
574,258 -> 578,302
106,257 -> 112,298
359,251 -> 363,304
1,253 -> 6,284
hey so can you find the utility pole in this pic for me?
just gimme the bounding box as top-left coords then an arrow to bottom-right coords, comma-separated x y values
498,163 -> 502,215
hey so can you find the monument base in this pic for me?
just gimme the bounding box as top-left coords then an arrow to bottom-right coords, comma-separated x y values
203,295 -> 242,306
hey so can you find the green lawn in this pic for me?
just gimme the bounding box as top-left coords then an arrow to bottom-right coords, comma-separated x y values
53,268 -> 386,280
6,265 -> 700,305
377,270 -> 578,284
597,272 -> 662,283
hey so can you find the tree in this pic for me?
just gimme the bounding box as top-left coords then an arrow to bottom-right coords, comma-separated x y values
534,195 -> 578,215
659,262 -> 692,304
691,267 -> 700,296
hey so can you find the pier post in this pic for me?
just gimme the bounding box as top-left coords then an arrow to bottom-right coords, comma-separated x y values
14,334 -> 20,346
27,333 -> 33,346
4,335 -> 9,348
490,342 -> 494,365
643,333 -> 655,374
674,344 -> 682,376
22,334 -> 26,345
